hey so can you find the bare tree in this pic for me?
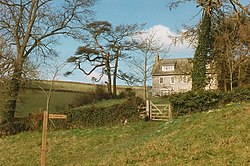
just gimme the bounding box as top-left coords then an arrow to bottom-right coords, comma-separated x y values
0,37 -> 14,115
0,37 -> 14,79
212,13 -> 250,91
38,61 -> 66,115
0,0 -> 96,121
169,0 -> 250,91
126,32 -> 165,99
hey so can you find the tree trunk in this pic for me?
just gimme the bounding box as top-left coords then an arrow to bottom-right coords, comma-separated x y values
229,65 -> 233,91
230,72 -> 233,91
143,55 -> 147,100
106,56 -> 112,97
228,57 -> 234,91
112,51 -> 119,97
238,62 -> 241,88
222,62 -> 227,91
4,61 -> 23,121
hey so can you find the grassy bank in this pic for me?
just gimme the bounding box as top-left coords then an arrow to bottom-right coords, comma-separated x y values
0,102 -> 249,165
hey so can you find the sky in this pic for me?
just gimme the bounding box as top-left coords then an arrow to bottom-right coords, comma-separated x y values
54,0 -> 202,84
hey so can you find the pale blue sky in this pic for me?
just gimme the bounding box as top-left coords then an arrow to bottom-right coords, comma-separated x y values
94,0 -> 199,29
55,0 -> 201,84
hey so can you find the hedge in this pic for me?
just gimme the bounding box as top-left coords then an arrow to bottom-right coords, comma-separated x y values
169,87 -> 250,116
51,97 -> 143,129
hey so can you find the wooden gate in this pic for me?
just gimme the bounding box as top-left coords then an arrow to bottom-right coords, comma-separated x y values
144,100 -> 172,121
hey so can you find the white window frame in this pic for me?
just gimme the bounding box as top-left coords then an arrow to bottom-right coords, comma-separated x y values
159,77 -> 164,84
170,76 -> 175,84
182,75 -> 188,84
162,65 -> 175,72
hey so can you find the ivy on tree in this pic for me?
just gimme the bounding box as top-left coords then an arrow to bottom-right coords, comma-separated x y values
192,12 -> 212,91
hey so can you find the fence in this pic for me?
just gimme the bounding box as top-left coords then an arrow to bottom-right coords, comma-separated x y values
139,100 -> 172,121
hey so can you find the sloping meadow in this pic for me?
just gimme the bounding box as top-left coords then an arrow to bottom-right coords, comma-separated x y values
0,102 -> 249,165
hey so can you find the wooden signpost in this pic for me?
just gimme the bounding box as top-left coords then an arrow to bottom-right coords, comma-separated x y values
41,111 -> 67,166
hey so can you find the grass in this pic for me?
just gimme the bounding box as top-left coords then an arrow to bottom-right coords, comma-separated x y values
15,89 -> 80,117
15,89 -> 126,117
85,98 -> 125,108
30,80 -> 144,96
6,80 -> 144,117
0,102 -> 249,165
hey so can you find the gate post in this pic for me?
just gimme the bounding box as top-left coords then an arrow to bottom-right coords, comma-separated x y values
146,100 -> 152,120
168,104 -> 173,120
146,100 -> 150,118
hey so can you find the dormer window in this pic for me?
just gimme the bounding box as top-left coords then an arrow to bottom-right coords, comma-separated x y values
162,65 -> 174,72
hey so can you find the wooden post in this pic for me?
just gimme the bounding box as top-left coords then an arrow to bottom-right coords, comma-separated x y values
146,100 -> 150,117
168,104 -> 173,120
41,111 -> 48,166
41,112 -> 67,166
149,101 -> 152,120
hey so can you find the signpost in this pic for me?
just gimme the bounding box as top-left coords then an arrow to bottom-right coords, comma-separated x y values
41,111 -> 67,166
49,114 -> 67,119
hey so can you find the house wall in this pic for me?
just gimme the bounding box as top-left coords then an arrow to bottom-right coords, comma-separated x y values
205,73 -> 218,90
152,75 -> 192,96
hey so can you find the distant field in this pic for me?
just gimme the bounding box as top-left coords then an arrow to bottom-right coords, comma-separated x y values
15,89 -> 81,117
11,80 -> 144,116
1,102 -> 249,165
29,80 -> 144,96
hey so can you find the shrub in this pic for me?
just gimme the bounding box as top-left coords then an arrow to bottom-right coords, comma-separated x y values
118,88 -> 136,99
94,85 -> 110,100
54,97 -> 143,129
0,110 -> 43,137
71,92 -> 94,107
230,87 -> 250,102
169,90 -> 223,116
169,87 -> 250,116
71,85 -> 110,107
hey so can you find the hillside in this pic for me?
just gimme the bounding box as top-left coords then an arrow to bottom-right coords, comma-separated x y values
0,102 -> 249,165
27,80 -> 144,95
6,80 -> 144,117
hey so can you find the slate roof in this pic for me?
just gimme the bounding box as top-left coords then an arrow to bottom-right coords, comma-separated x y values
152,58 -> 193,76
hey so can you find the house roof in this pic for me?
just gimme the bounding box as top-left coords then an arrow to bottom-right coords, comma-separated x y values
152,58 -> 193,76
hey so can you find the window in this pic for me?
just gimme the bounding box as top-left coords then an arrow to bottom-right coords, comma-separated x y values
159,77 -> 164,84
162,65 -> 174,72
170,76 -> 175,84
182,75 -> 188,84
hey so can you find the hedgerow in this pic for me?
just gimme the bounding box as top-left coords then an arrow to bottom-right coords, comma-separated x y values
57,97 -> 143,129
0,96 -> 143,137
168,87 -> 250,116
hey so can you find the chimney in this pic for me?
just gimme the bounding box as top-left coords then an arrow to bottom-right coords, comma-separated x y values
155,50 -> 159,63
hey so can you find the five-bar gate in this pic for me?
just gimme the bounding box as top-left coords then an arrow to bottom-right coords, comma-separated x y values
144,100 -> 172,121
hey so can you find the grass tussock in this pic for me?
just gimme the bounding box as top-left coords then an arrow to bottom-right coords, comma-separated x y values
0,102 -> 249,165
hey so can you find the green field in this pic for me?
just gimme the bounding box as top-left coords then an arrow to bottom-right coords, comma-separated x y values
15,89 -> 80,117
29,80 -> 144,96
1,102 -> 249,165
5,80 -> 144,117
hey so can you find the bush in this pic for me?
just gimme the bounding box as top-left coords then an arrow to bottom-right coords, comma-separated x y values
0,110 -> 43,137
169,87 -> 250,116
169,90 -> 223,116
229,87 -> 250,102
54,97 -> 143,129
118,88 -> 136,99
71,85 -> 110,107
